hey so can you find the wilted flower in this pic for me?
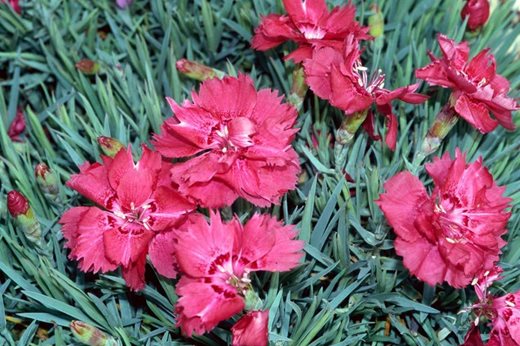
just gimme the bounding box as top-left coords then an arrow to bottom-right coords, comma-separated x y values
416,34 -> 518,134
35,163 -> 60,197
97,136 -> 124,158
70,321 -> 118,346
153,74 -> 301,208
76,59 -> 100,75
116,0 -> 132,9
304,36 -> 427,150
7,191 -> 42,246
252,0 -> 370,62
461,0 -> 490,31
7,108 -> 26,142
377,149 -> 510,288
176,58 -> 225,81
59,146 -> 195,290
231,310 -> 269,346
174,212 -> 303,336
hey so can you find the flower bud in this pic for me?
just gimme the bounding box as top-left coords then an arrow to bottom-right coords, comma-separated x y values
7,191 -> 42,246
175,59 -> 225,81
97,136 -> 124,157
287,66 -> 308,110
7,190 -> 29,217
70,321 -> 118,346
35,163 -> 60,198
461,0 -> 490,31
231,311 -> 269,346
76,59 -> 100,75
7,108 -> 26,142
368,4 -> 384,38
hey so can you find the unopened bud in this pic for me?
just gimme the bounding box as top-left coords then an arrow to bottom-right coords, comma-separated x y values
76,59 -> 100,75
70,321 -> 118,346
287,66 -> 308,110
368,4 -> 384,38
35,163 -> 60,198
176,59 -> 225,81
97,136 -> 124,157
7,191 -> 42,246
7,191 -> 29,217
7,108 -> 26,142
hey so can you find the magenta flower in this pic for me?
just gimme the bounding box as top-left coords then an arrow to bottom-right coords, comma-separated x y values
377,149 -> 511,288
231,310 -> 269,346
463,267 -> 520,346
59,146 -> 195,290
153,74 -> 301,208
251,0 -> 370,62
416,34 -> 518,133
304,36 -> 427,150
7,108 -> 26,142
174,211 -> 303,336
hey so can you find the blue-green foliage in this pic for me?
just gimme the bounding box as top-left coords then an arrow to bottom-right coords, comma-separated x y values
0,0 -> 519,345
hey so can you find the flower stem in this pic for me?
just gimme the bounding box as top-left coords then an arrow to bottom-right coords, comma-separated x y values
334,110 -> 368,169
414,103 -> 458,168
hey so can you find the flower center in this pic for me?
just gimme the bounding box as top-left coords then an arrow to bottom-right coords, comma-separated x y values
353,62 -> 385,94
113,201 -> 156,231
208,253 -> 251,295
301,25 -> 326,40
212,117 -> 256,153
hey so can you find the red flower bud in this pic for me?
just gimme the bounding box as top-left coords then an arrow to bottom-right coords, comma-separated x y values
7,108 -> 26,142
7,191 -> 29,217
461,0 -> 490,31
76,59 -> 100,75
231,311 -> 269,346
97,136 -> 124,157
34,163 -> 50,179
176,59 -> 225,81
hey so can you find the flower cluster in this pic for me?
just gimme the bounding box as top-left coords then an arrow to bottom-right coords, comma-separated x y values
253,1 -> 428,150
60,74 -> 304,343
40,0 -> 517,344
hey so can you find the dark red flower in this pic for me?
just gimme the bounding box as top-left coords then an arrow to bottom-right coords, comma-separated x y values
304,36 -> 427,150
7,108 -> 26,142
416,35 -> 518,133
377,150 -> 511,288
252,0 -> 370,62
7,190 -> 29,217
461,0 -> 490,31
